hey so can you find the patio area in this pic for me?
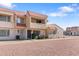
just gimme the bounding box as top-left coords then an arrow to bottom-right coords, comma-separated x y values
0,37 -> 79,56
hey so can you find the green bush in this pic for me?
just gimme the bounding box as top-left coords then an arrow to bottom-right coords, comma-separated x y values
37,35 -> 45,39
32,33 -> 36,39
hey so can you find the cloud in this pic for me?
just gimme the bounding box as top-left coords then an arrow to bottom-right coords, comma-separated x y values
59,6 -> 74,12
48,4 -> 78,17
71,4 -> 78,7
49,12 -> 67,17
0,3 -> 16,8
76,14 -> 79,16
71,4 -> 79,10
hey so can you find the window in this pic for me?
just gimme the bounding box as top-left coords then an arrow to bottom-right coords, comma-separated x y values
0,16 -> 6,21
16,17 -> 25,24
31,18 -> 44,24
0,30 -> 10,36
0,16 -> 10,22
7,16 -> 10,22
36,20 -> 42,23
16,18 -> 20,23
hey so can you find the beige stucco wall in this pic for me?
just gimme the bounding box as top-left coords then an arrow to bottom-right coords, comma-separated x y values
0,11 -> 14,28
26,13 -> 31,29
48,25 -> 64,39
25,29 -> 27,39
48,29 -> 64,39
0,28 -> 16,40
17,29 -> 27,39
40,30 -> 46,36
0,28 -> 28,40
30,23 -> 46,29
0,11 -> 13,16
0,21 -> 14,28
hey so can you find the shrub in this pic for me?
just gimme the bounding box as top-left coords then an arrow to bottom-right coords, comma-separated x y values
32,33 -> 36,39
37,35 -> 45,39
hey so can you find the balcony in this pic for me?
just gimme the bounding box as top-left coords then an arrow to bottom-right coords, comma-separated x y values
30,23 -> 46,29
16,23 -> 26,27
0,21 -> 14,28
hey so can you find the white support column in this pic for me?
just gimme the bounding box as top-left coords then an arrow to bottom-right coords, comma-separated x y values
25,29 -> 27,39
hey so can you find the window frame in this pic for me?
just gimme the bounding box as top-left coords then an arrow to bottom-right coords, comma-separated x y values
0,15 -> 11,22
0,30 -> 10,37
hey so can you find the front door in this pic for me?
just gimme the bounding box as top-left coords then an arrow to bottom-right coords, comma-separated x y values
27,30 -> 32,39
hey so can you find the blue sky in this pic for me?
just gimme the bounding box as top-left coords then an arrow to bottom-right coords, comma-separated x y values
0,3 -> 79,30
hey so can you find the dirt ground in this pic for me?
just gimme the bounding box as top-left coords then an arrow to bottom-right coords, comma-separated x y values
0,37 -> 79,56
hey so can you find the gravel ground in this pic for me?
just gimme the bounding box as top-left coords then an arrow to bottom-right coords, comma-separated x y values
0,38 -> 79,56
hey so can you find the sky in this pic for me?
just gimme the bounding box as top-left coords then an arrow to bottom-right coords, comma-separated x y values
0,3 -> 79,30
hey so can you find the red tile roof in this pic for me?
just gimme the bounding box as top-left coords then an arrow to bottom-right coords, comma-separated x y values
27,11 -> 48,19
14,11 -> 26,18
0,8 -> 14,13
0,8 -> 48,19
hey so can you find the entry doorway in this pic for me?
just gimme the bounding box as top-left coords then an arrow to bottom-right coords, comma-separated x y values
27,30 -> 31,39
27,30 -> 40,39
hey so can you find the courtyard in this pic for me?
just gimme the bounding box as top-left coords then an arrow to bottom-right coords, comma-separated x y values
0,37 -> 79,56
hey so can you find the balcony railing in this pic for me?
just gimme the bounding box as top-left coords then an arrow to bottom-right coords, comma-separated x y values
16,23 -> 26,27
30,23 -> 46,29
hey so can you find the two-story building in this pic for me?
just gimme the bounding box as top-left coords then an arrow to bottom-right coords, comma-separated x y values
46,24 -> 64,39
64,26 -> 79,36
0,8 -> 48,40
